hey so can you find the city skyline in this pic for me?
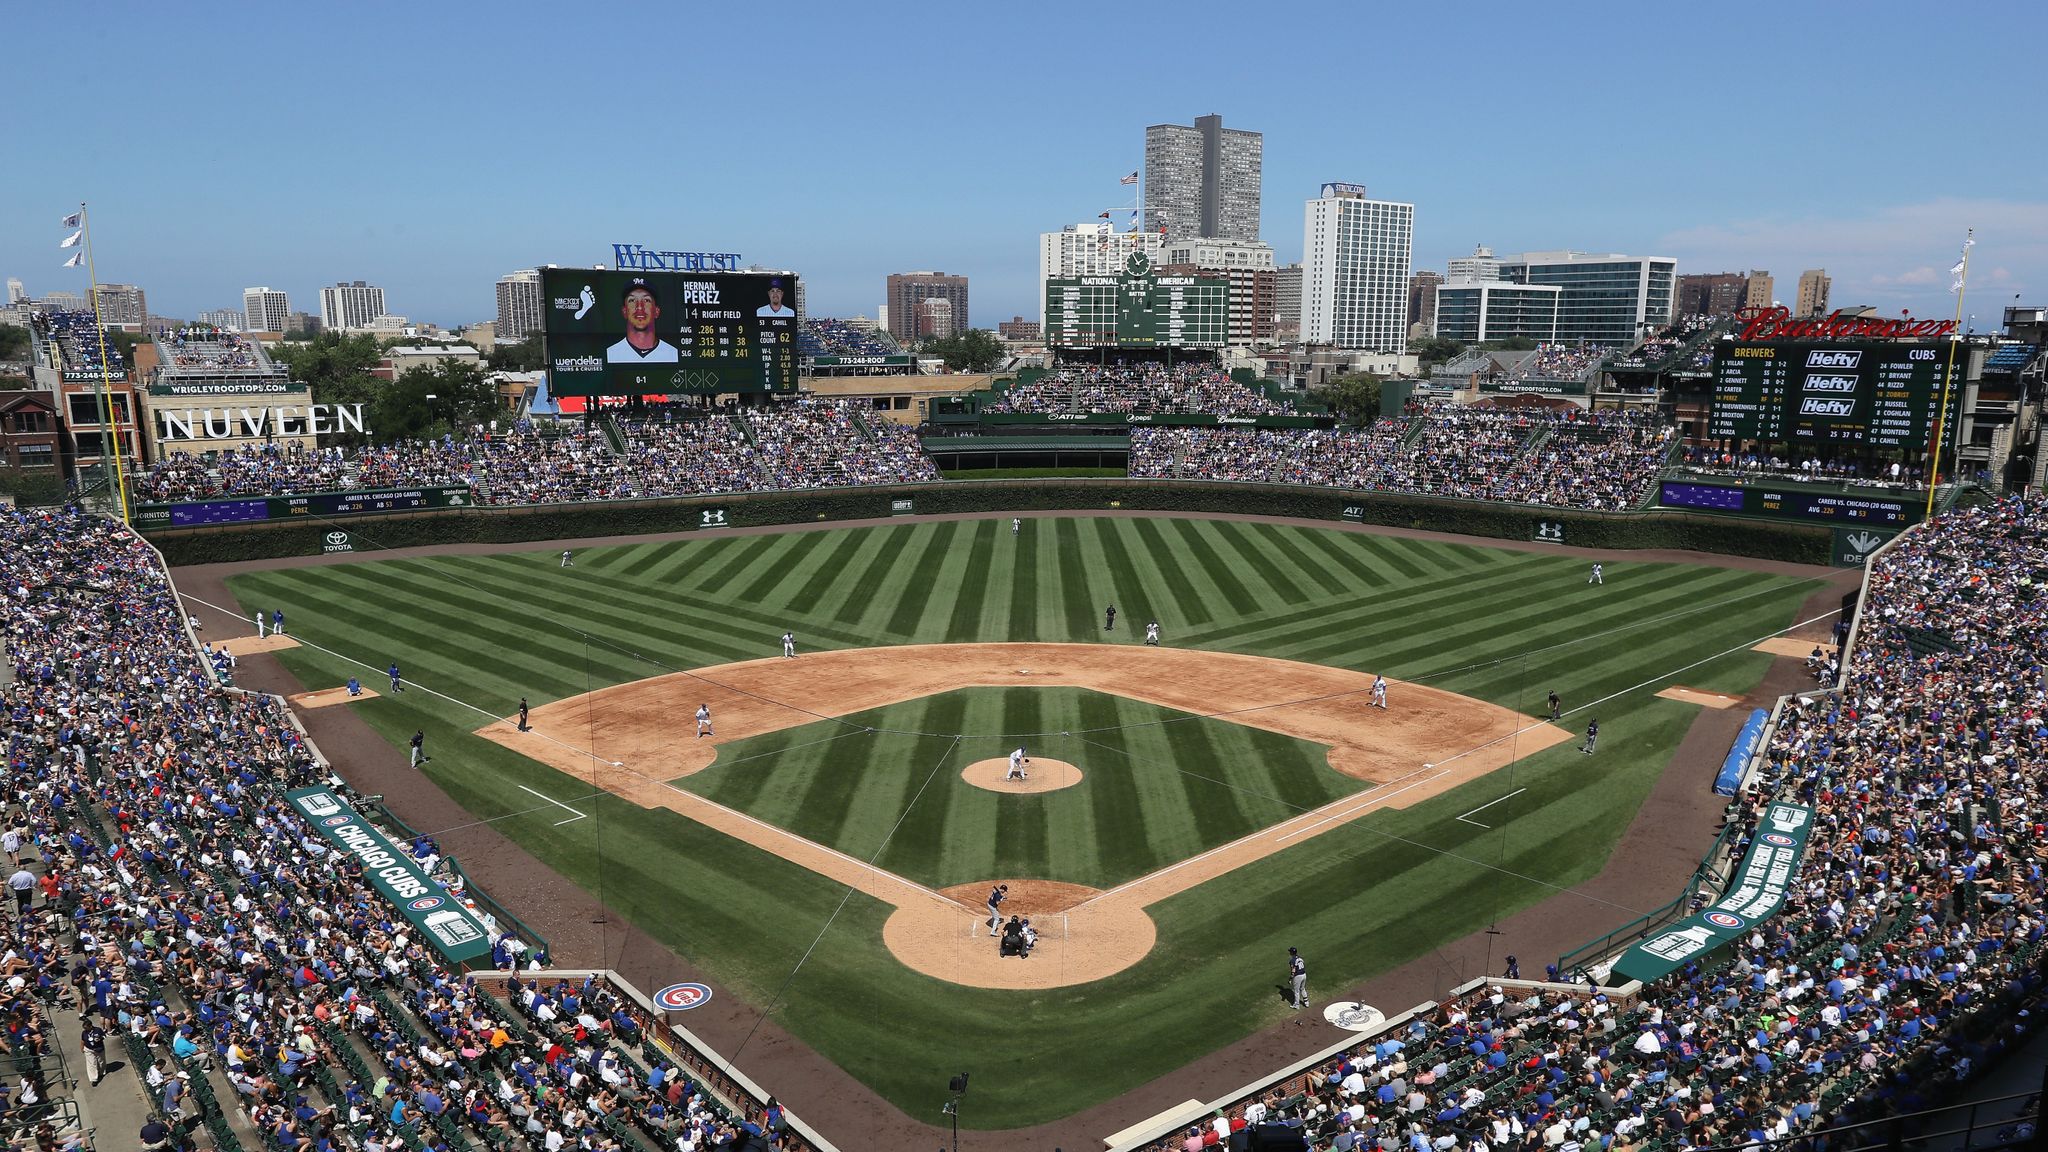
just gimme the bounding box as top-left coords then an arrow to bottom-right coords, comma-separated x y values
2,1 -> 2041,334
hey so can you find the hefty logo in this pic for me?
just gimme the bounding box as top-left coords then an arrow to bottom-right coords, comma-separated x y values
1802,375 -> 1859,393
1806,350 -> 1862,368
1800,398 -> 1856,417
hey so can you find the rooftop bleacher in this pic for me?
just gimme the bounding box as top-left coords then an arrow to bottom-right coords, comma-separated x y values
799,318 -> 901,359
153,325 -> 276,375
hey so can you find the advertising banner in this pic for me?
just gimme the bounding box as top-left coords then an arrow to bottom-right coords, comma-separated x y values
133,486 -> 474,532
1611,802 -> 1811,984
541,268 -> 800,396
285,786 -> 495,966
976,412 -> 1327,429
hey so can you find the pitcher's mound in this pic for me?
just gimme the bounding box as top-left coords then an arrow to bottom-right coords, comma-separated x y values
961,757 -> 1082,794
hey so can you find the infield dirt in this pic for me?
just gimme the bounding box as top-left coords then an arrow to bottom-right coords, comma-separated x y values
476,642 -> 1570,988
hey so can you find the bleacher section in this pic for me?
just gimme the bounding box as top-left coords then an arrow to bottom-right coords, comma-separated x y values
798,318 -> 901,359
152,325 -> 275,373
988,365 -> 1291,416
27,310 -> 126,375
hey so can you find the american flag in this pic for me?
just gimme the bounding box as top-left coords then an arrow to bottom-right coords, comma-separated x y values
1119,171 -> 1138,185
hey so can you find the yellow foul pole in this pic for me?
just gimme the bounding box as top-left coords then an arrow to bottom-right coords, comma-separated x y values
79,202 -> 133,524
1923,228 -> 1970,522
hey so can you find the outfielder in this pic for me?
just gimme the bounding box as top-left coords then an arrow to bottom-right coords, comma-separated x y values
1588,563 -> 1604,585
1012,517 -> 1021,535
1144,621 -> 1160,646
561,550 -> 574,568
1006,747 -> 1029,780
1370,675 -> 1388,709
781,631 -> 796,658
696,704 -> 713,739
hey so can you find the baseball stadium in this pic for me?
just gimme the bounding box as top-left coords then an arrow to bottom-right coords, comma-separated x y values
8,293 -> 2048,1152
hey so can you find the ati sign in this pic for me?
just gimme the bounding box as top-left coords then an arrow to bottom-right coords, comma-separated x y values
322,531 -> 354,554
1339,504 -> 1366,523
698,506 -> 729,529
1533,521 -> 1567,544
159,404 -> 367,441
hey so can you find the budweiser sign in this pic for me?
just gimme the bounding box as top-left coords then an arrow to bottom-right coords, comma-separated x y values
1737,306 -> 1957,342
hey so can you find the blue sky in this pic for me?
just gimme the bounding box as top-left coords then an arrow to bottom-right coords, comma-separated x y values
5,1 -> 2042,333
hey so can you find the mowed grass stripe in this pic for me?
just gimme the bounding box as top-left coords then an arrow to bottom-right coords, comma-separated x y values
943,520 -> 999,639
884,521 -> 961,639
1206,519 -> 1311,603
1117,519 -> 1205,626
692,534 -> 782,594
1006,521 -> 1041,642
790,526 -> 879,609
1170,519 -> 1264,615
825,525 -> 917,629
1081,691 -> 1159,880
609,542 -> 672,579
1363,536 -> 1432,582
1295,526 -> 1394,589
992,689 -> 1050,879
739,532 -> 828,603
1053,519 -> 1097,639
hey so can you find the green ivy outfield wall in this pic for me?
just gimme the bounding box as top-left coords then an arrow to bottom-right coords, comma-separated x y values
142,480 -> 1835,567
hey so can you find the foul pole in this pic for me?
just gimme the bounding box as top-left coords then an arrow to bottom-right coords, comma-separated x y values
78,202 -> 134,524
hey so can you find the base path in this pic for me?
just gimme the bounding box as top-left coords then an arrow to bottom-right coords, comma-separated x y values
477,643 -> 1570,989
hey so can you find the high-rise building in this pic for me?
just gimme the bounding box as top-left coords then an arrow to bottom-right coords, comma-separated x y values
1745,271 -> 1774,311
1408,271 -> 1444,339
884,272 -> 969,343
1160,237 -> 1277,344
1433,282 -> 1561,344
5,279 -> 25,306
198,309 -> 245,330
242,287 -> 290,333
1301,184 -> 1414,352
1500,252 -> 1676,344
286,311 -> 321,336
1274,263 -> 1302,340
918,298 -> 954,341
997,317 -> 1041,341
92,284 -> 147,326
1447,245 -> 1501,283
1795,269 -> 1831,317
1676,272 -> 1758,319
1038,223 -> 1163,323
495,269 -> 544,342
319,280 -> 387,332
1142,114 -> 1262,242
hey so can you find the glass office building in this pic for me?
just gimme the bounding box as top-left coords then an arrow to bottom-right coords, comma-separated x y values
1433,281 -> 1561,344
1496,252 -> 1676,345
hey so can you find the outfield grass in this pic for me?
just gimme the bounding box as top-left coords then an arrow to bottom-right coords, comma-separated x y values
230,517 -> 1816,1127
682,687 -> 1357,890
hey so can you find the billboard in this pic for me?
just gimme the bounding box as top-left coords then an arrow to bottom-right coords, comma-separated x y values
1045,252 -> 1226,349
541,268 -> 800,396
1707,341 -> 1962,450
1657,481 -> 1914,526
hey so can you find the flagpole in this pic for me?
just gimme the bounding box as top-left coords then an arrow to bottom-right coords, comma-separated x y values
78,202 -> 134,524
1924,229 -> 1970,522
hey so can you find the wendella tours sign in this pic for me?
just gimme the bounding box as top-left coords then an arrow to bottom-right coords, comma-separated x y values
286,786 -> 495,966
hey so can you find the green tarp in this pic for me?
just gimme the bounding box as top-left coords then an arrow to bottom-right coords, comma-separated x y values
286,786 -> 496,966
1610,801 -> 1811,984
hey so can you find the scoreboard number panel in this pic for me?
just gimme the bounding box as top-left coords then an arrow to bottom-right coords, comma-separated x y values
1707,341 -> 1961,451
1045,253 -> 1227,350
541,268 -> 800,397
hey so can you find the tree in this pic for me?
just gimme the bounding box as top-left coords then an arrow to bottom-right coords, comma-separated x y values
1479,336 -> 1537,352
1409,335 -> 1465,369
924,329 -> 1004,373
486,333 -> 544,372
1312,372 -> 1383,426
378,360 -> 500,442
269,330 -> 388,445
0,326 -> 27,362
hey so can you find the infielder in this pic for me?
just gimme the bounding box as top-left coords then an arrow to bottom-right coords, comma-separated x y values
271,608 -> 286,635
696,704 -> 713,739
1006,747 -> 1029,780
1547,690 -> 1561,721
781,631 -> 796,658
1287,947 -> 1308,1010
254,609 -> 267,638
1588,563 -> 1604,585
388,663 -> 404,694
1144,621 -> 1160,646
1104,604 -> 1116,631
1582,718 -> 1599,755
1370,675 -> 1388,709
985,883 -> 1009,936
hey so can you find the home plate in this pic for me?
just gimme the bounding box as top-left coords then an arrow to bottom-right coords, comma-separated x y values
290,686 -> 379,708
1324,1002 -> 1385,1032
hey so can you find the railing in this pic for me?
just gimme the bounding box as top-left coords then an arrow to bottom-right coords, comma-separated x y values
1694,1090 -> 2038,1152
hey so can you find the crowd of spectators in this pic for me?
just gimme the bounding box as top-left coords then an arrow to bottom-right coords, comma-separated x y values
1131,405 -> 1669,510
1131,495 -> 2048,1152
615,401 -> 939,495
796,319 -> 899,360
27,311 -> 125,375
990,366 -> 1289,416
154,328 -> 264,372
1511,344 -> 1612,382
0,505 -> 791,1152
1673,449 -> 1938,491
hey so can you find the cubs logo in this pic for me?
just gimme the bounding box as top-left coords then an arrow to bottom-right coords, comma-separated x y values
1762,833 -> 1795,847
408,896 -> 443,911
653,982 -> 712,1011
321,815 -> 350,827
1705,912 -> 1744,929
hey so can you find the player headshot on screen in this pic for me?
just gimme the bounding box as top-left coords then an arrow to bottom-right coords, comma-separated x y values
756,278 -> 795,318
607,279 -> 680,363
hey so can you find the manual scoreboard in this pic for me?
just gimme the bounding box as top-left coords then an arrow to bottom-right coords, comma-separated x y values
1707,340 -> 1961,450
541,268 -> 800,396
1045,252 -> 1227,349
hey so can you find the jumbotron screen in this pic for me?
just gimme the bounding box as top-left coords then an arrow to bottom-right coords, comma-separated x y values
1706,340 -> 1962,450
541,268 -> 800,396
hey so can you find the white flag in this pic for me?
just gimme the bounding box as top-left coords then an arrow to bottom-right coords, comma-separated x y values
62,253 -> 84,268
59,230 -> 81,249
60,212 -> 81,229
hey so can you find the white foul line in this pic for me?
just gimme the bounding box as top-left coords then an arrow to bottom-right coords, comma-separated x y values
517,784 -> 589,826
1455,787 -> 1527,829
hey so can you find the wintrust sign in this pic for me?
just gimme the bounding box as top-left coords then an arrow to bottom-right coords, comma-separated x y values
1737,307 -> 1957,342
158,404 -> 367,440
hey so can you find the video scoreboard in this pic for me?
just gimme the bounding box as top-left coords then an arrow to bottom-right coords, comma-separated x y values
542,268 -> 800,396
1706,340 -> 1961,450
1046,251 -> 1227,349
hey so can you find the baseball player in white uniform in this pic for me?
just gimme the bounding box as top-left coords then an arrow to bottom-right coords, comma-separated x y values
1006,747 -> 1029,780
781,631 -> 796,658
1588,562 -> 1603,585
1371,675 -> 1388,709
1144,621 -> 1160,646
1012,517 -> 1021,535
696,705 -> 712,739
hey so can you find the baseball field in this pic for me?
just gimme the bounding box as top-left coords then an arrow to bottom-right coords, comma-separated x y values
221,514 -> 1816,1128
